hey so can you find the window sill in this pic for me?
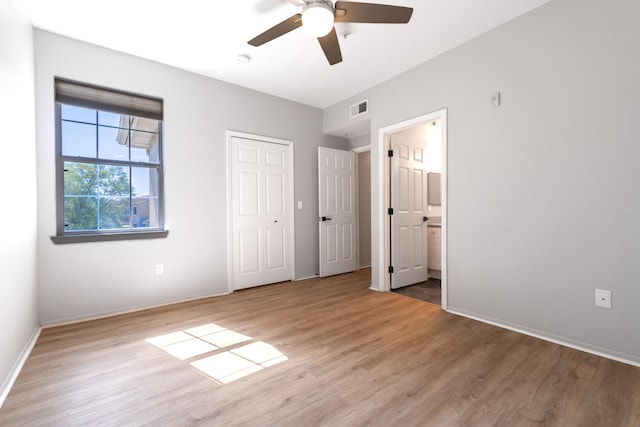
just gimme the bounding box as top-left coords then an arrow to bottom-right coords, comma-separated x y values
51,230 -> 169,244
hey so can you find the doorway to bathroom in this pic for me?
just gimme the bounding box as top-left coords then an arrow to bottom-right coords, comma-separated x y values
376,109 -> 448,308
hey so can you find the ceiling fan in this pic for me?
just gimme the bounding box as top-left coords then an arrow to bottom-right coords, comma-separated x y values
248,1 -> 414,65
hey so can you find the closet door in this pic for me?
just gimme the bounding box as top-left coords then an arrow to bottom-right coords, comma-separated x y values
232,136 -> 292,290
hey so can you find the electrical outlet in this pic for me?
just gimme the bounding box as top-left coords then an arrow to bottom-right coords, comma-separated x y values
595,289 -> 611,309
156,264 -> 164,276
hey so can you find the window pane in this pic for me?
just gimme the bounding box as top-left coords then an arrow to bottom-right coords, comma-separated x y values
64,162 -> 97,196
131,196 -> 159,228
98,165 -> 130,197
61,105 -> 96,124
130,116 -> 158,132
130,130 -> 160,164
98,126 -> 129,161
98,196 -> 130,229
98,165 -> 130,229
64,162 -> 98,231
62,121 -> 97,158
132,167 -> 159,228
63,163 -> 134,231
64,196 -> 98,231
98,111 -> 130,128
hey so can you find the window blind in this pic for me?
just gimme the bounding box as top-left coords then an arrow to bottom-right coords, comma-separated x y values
55,78 -> 163,120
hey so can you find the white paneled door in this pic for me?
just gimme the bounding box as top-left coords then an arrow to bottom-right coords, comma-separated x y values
231,136 -> 292,290
318,147 -> 357,277
390,134 -> 429,289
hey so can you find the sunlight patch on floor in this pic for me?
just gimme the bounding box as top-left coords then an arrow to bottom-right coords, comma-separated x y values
232,341 -> 288,368
200,329 -> 252,348
162,338 -> 217,360
146,324 -> 287,384
191,341 -> 288,384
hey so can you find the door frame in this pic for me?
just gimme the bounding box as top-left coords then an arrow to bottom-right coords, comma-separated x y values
226,130 -> 296,293
375,109 -> 448,309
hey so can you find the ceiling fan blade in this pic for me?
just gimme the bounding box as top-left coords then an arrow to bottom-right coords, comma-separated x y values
334,1 -> 413,24
317,27 -> 343,65
248,14 -> 303,47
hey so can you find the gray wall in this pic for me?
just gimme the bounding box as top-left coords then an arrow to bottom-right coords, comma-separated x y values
324,0 -> 640,363
0,0 -> 39,402
34,31 -> 346,324
348,133 -> 371,150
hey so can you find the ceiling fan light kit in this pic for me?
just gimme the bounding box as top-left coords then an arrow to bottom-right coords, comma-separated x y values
302,1 -> 335,38
248,1 -> 413,65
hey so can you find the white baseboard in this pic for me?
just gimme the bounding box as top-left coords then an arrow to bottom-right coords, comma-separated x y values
447,308 -> 640,368
0,326 -> 41,409
41,291 -> 231,328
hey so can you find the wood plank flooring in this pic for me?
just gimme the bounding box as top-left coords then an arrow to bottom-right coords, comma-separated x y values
2,268 -> 639,426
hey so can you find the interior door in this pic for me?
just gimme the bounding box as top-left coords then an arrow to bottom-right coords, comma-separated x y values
232,136 -> 292,290
390,134 -> 429,289
318,147 -> 357,277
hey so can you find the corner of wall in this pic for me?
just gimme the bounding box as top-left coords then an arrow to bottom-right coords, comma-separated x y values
0,0 -> 40,408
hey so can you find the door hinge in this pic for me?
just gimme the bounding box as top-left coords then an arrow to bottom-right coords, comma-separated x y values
388,207 -> 394,215
388,149 -> 394,157
388,265 -> 394,274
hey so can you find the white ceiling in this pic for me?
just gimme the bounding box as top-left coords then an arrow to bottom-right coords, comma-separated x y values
25,0 -> 552,109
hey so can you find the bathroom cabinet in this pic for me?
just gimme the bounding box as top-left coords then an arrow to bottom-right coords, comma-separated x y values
428,226 -> 441,271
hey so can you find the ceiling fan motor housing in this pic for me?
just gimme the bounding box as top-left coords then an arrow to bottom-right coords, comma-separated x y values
301,1 -> 335,37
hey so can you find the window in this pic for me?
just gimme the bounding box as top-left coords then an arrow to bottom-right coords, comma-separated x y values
53,79 -> 167,243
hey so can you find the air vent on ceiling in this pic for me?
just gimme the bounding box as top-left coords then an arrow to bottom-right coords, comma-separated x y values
349,99 -> 368,119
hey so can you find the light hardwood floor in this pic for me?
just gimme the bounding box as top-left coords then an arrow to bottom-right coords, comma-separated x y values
2,268 -> 639,426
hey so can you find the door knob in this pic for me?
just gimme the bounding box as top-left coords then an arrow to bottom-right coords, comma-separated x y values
321,216 -> 332,222
423,216 -> 429,222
